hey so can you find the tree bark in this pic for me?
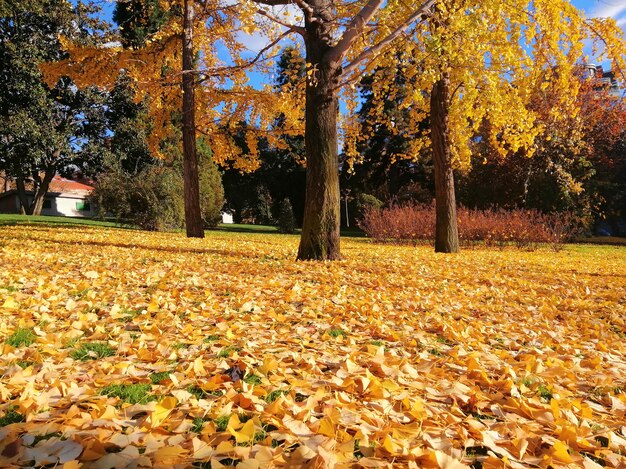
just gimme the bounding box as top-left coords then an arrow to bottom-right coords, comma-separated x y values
16,177 -> 30,215
430,73 -> 460,253
297,1 -> 341,260
181,0 -> 204,238
31,165 -> 55,216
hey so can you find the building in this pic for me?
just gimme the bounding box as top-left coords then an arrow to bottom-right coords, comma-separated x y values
0,175 -> 97,217
583,64 -> 622,98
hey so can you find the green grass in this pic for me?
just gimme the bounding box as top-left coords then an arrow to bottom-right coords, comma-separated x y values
217,346 -> 238,358
187,386 -> 223,399
214,415 -> 230,432
0,213 -> 123,228
6,328 -> 36,348
537,384 -> 554,401
149,371 -> 171,384
204,334 -> 221,343
327,328 -> 347,338
243,374 -> 262,385
265,389 -> 288,403
71,342 -> 116,361
0,408 -> 25,427
191,417 -> 207,433
99,383 -> 155,404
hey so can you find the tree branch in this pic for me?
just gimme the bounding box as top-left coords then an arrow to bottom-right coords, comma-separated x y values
326,0 -> 385,65
255,8 -> 306,37
196,30 -> 291,83
341,0 -> 437,77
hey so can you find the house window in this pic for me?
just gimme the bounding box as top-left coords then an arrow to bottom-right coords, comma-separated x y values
76,201 -> 90,211
42,200 -> 52,209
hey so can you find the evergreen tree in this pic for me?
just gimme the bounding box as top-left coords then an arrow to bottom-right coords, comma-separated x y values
0,0 -> 110,214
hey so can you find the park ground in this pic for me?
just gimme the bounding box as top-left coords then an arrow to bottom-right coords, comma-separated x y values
0,221 -> 625,468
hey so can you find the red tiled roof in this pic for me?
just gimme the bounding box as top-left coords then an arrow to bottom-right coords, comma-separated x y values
48,176 -> 94,193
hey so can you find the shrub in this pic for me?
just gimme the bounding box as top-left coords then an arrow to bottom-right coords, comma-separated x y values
354,193 -> 383,219
358,203 -> 580,248
277,198 -> 297,233
94,137 -> 224,231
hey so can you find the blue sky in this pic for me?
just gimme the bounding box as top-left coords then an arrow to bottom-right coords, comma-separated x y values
574,0 -> 626,28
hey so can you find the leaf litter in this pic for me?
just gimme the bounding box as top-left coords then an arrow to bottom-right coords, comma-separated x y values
0,225 -> 625,468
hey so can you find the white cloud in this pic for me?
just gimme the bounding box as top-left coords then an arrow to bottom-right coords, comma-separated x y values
592,1 -> 626,19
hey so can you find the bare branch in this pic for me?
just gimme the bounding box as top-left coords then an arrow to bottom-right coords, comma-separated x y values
251,0 -> 294,6
341,0 -> 437,77
196,30 -> 292,84
326,0 -> 385,65
255,8 -> 307,36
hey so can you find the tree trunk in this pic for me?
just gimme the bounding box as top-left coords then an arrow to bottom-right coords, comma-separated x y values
181,0 -> 204,238
16,177 -> 30,215
297,3 -> 341,260
31,166 -> 55,215
430,74 -> 460,253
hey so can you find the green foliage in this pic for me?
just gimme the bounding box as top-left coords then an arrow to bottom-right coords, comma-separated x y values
243,374 -> 262,385
93,162 -> 184,231
71,342 -> 116,361
265,390 -> 288,403
0,1 -> 111,214
0,408 -> 25,427
277,199 -> 297,233
191,417 -> 206,433
214,415 -> 230,432
149,372 -> 171,384
6,328 -> 35,347
355,193 -> 383,219
99,383 -> 155,404
197,139 -> 226,228
113,0 -> 170,49
94,137 -> 224,231
327,328 -> 347,338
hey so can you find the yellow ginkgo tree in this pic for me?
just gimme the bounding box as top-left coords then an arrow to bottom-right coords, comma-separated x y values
344,0 -> 625,252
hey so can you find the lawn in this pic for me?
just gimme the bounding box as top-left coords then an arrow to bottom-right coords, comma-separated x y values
0,224 -> 625,468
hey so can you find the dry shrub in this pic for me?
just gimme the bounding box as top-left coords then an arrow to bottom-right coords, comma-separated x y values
358,204 -> 580,249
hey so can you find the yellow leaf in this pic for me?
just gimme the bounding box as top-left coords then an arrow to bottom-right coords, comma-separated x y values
228,419 -> 255,444
551,440 -> 574,463
2,297 -> 19,310
150,396 -> 177,428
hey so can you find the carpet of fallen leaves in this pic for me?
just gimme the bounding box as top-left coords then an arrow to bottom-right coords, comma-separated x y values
1,225 -> 625,469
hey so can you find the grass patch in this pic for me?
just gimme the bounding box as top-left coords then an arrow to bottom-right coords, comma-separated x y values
191,417 -> 207,433
6,328 -> 35,348
149,371 -> 171,384
32,432 -> 63,445
217,346 -> 238,358
99,383 -> 155,404
537,384 -> 553,401
187,386 -> 222,399
0,214 -> 125,228
204,334 -> 221,342
243,374 -> 262,385
71,342 -> 116,361
265,389 -> 288,403
214,415 -> 230,432
327,328 -> 347,338
0,408 -> 25,427
14,360 -> 37,369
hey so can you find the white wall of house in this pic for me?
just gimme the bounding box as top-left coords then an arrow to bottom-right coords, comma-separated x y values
221,212 -> 234,224
41,193 -> 97,217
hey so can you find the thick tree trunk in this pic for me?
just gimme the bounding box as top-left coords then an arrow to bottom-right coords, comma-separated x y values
297,4 -> 341,260
16,177 -> 30,215
181,0 -> 204,238
430,74 -> 460,253
31,166 -> 55,216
